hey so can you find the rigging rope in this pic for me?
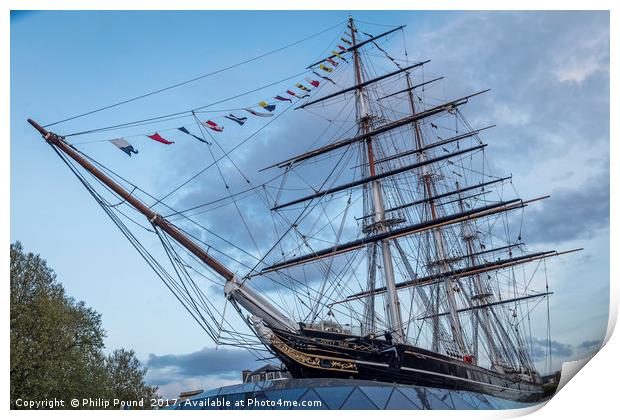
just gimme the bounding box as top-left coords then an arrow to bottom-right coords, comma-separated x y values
43,20 -> 347,128
63,71 -> 311,137
149,100 -> 298,210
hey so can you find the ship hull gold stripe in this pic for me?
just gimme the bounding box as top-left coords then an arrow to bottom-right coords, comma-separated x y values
271,336 -> 358,373
355,360 -> 390,367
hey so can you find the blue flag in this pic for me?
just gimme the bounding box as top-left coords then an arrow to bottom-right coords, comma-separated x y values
177,127 -> 210,144
225,114 -> 248,125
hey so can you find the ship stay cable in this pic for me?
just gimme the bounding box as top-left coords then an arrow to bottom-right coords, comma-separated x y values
252,139 -> 389,325
48,141 -> 233,344
150,99 -> 299,211
63,71 -> 311,138
256,23 -> 572,368
43,20 -> 347,128
26,17 -> 577,389
55,137 -> 367,351
75,147 -> 262,264
261,89 -> 490,171
190,113 -> 262,257
67,146 -> 368,326
30,20 -> 426,348
262,198 -> 534,273
66,143 -> 266,267
296,60 -> 430,110
271,144 -> 487,210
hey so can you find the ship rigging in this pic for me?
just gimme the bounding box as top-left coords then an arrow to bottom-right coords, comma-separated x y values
27,16 -> 580,402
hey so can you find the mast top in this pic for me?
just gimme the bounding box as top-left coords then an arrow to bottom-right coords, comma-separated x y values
28,118 -> 52,138
306,24 -> 406,69
296,61 -> 430,110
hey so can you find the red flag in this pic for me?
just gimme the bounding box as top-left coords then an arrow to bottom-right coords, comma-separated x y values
313,71 -> 336,85
338,44 -> 347,51
147,132 -> 174,144
327,57 -> 339,67
286,90 -> 299,97
202,120 -> 224,132
305,77 -> 320,88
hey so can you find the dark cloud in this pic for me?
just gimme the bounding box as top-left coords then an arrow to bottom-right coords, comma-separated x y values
528,337 -> 573,362
142,13 -> 608,360
522,170 -> 609,244
398,12 -> 609,250
409,13 -> 609,240
578,340 -> 602,351
156,120 -> 362,277
157,12 -> 609,270
145,346 -> 260,384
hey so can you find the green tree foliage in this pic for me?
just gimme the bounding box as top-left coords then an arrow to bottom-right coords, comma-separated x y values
10,242 -> 160,409
104,349 -> 158,404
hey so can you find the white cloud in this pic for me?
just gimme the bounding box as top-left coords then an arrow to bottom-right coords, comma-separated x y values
492,103 -> 531,126
551,18 -> 609,84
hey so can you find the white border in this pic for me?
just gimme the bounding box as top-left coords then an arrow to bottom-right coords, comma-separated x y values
3,1 -> 616,419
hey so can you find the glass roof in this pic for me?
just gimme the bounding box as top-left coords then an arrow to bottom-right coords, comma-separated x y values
163,378 -> 543,410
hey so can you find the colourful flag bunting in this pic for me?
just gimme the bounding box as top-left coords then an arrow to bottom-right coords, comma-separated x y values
341,37 -> 352,45
274,95 -> 292,103
202,120 -> 224,132
244,108 -> 273,117
305,77 -> 320,88
177,127 -> 210,144
109,138 -> 138,156
225,114 -> 248,125
313,71 -> 336,85
286,91 -> 309,99
332,50 -> 348,63
258,101 -> 276,112
147,132 -> 174,144
295,83 -> 311,92
326,57 -> 339,67
319,64 -> 334,73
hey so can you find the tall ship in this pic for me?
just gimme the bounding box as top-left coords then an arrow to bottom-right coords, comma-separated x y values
27,17 -> 579,403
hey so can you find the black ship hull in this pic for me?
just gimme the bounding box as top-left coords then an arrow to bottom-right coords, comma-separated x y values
268,328 -> 544,403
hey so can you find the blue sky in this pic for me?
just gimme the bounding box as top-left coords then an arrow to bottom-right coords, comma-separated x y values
11,10 -> 609,398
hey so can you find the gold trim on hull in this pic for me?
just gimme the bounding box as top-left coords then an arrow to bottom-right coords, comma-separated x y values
271,335 -> 358,373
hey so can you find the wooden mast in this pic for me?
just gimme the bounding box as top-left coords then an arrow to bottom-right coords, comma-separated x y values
27,118 -> 236,282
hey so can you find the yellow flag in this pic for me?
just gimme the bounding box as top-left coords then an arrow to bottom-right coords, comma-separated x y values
258,101 -> 276,111
319,63 -> 334,73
